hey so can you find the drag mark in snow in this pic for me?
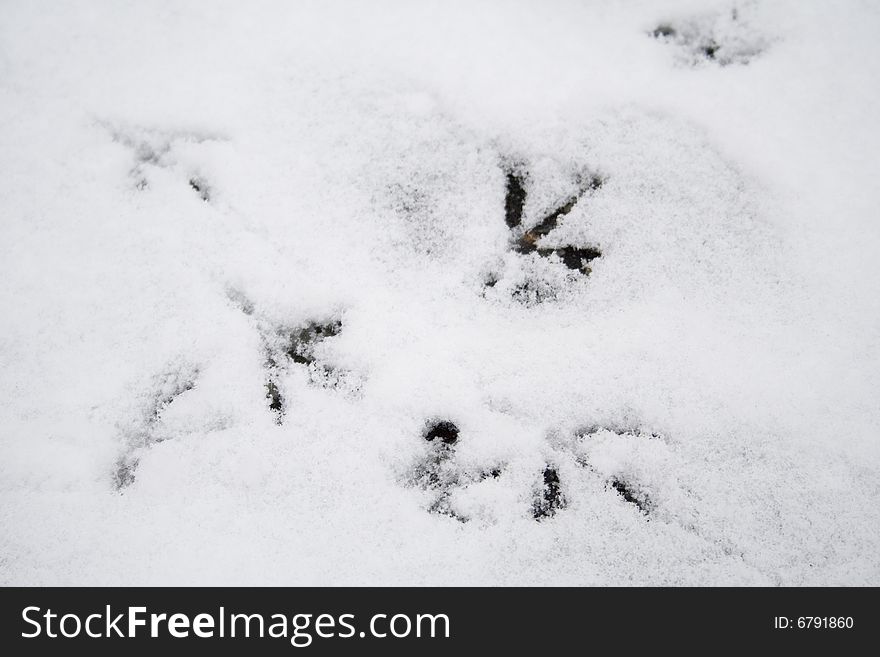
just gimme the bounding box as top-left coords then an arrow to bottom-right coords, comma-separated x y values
608,477 -> 652,515
112,455 -> 139,490
225,286 -> 255,316
573,425 -> 661,517
188,177 -> 211,202
113,364 -> 200,491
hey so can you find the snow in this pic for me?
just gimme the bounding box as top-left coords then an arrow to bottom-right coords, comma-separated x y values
1,0 -> 879,585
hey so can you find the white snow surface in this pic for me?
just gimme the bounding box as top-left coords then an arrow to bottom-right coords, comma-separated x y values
1,0 -> 879,585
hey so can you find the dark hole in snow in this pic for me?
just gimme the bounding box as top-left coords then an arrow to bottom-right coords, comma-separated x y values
265,379 -> 284,424
558,245 -> 602,270
701,41 -> 719,60
609,477 -> 651,514
189,177 -> 210,202
587,173 -> 605,192
536,245 -> 603,274
504,170 -> 527,229
652,24 -> 677,39
424,420 -> 459,445
533,466 -> 566,520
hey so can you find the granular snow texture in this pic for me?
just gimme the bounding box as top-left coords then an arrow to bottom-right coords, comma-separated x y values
1,0 -> 879,585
